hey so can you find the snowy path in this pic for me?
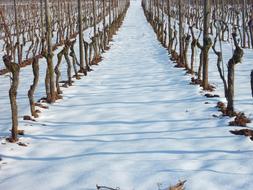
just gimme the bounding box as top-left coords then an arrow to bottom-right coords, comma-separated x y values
1,1 -> 253,190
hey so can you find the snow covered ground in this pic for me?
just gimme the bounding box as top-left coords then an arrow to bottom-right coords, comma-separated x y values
1,0 -> 253,189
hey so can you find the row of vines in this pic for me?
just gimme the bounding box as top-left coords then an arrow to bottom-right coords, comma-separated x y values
142,0 -> 253,133
0,0 -> 130,143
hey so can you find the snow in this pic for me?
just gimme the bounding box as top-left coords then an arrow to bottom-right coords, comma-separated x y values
0,0 -> 253,189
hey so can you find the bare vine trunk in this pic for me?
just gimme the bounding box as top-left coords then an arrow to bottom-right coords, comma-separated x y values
78,0 -> 85,74
251,70 -> 253,97
167,0 -> 172,52
63,42 -> 72,86
28,57 -> 39,118
227,61 -> 235,114
3,55 -> 20,142
242,0 -> 246,48
55,48 -> 64,95
226,33 -> 244,116
202,0 -> 212,90
45,0 -> 56,103
83,40 -> 91,71
178,0 -> 184,65
70,40 -> 81,79
184,34 -> 191,70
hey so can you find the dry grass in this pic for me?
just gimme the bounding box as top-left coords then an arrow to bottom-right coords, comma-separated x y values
216,101 -> 234,116
17,142 -> 28,147
230,129 -> 253,141
190,77 -> 202,85
18,130 -> 25,135
189,78 -> 215,92
34,103 -> 49,109
171,50 -> 179,62
23,115 -> 36,122
91,56 -> 103,65
229,112 -> 251,127
204,93 -> 220,98
169,180 -> 187,190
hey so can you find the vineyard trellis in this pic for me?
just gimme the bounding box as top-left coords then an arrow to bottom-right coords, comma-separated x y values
1,0 -> 253,142
142,0 -> 252,121
0,0 -> 130,142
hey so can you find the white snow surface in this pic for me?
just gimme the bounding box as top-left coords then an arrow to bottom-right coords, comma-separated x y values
1,1 -> 253,190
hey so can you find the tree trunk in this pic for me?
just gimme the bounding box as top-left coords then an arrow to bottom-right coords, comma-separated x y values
161,0 -> 164,43
190,42 -> 195,74
92,0 -> 99,60
63,42 -> 72,86
14,0 -> 21,65
45,0 -> 56,103
78,0 -> 85,74
3,55 -> 20,142
179,0 -> 184,65
251,70 -> 253,97
190,25 -> 197,74
202,0 -> 212,90
109,0 -> 112,26
28,57 -> 39,118
55,48 -> 64,95
103,0 -> 107,49
89,43 -> 93,66
226,33 -> 244,116
45,69 -> 51,100
184,34 -> 191,70
93,0 -> 97,35
83,40 -> 91,71
40,0 -> 44,40
167,0 -> 172,52
249,20 -> 253,48
198,51 -> 203,80
227,60 -> 235,115
216,53 -> 228,99
242,0 -> 246,47
70,40 -> 81,79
